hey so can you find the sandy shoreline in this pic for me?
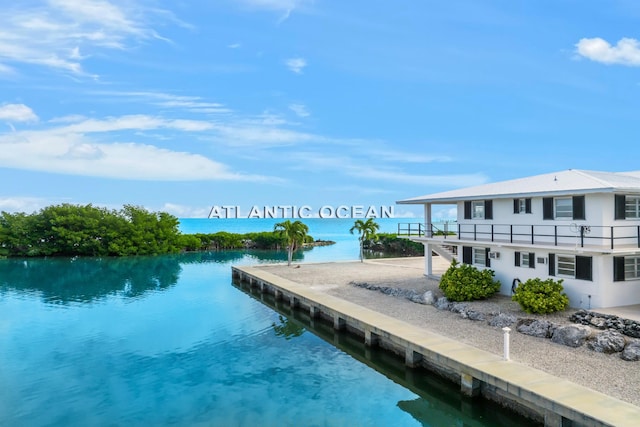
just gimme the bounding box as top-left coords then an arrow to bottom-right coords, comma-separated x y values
255,256 -> 640,407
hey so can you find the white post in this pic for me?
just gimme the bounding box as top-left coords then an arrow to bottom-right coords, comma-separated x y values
502,327 -> 511,361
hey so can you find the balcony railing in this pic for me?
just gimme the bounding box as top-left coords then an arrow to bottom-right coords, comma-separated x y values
398,222 -> 640,250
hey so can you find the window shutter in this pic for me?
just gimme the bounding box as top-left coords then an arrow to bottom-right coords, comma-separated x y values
548,253 -> 555,276
613,256 -> 625,282
513,199 -> 519,214
529,252 -> 535,269
543,198 -> 554,220
525,198 -> 532,214
485,247 -> 491,268
464,201 -> 471,220
572,196 -> 585,220
575,256 -> 592,281
484,200 -> 493,220
615,195 -> 626,220
462,246 -> 472,264
514,251 -> 521,267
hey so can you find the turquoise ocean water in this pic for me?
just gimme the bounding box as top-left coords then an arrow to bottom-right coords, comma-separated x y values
0,218 -> 536,426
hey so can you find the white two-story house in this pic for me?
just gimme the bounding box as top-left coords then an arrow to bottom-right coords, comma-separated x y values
397,169 -> 640,309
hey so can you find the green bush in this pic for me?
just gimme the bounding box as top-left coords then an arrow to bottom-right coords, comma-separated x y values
512,277 -> 569,314
439,259 -> 501,301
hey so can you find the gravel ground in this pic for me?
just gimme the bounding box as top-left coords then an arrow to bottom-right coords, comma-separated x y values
257,256 -> 640,407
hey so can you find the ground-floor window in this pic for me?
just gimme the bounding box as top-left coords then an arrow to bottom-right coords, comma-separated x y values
462,246 -> 489,267
614,256 -> 640,281
515,251 -> 535,268
550,253 -> 592,281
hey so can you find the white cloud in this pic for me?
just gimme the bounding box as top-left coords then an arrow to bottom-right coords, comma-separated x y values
0,0 -> 172,75
228,42 -> 242,49
0,197 -> 51,214
285,57 -> 307,73
161,203 -> 211,218
289,103 -> 310,117
575,37 -> 640,66
0,112 -> 280,182
0,104 -> 39,122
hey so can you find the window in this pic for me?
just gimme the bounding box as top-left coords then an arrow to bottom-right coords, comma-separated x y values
626,196 -> 640,219
555,198 -> 573,219
557,255 -> 575,277
550,253 -> 592,281
472,201 -> 484,219
515,251 -> 535,268
464,200 -> 493,220
614,256 -> 640,281
462,246 -> 489,267
543,196 -> 585,220
473,247 -> 486,266
513,198 -> 532,214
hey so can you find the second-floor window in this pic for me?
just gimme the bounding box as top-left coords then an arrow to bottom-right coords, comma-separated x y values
513,198 -> 532,214
543,196 -> 585,220
464,200 -> 493,220
626,196 -> 640,219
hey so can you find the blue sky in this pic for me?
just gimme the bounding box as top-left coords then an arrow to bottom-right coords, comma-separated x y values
1,1 -> 640,219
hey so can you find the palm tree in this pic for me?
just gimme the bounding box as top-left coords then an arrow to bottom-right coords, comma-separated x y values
274,220 -> 309,266
350,218 -> 379,262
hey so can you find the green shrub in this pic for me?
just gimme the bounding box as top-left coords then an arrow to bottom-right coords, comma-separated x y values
439,259 -> 501,301
512,277 -> 569,314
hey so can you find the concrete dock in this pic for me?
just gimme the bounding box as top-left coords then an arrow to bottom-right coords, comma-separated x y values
232,265 -> 640,427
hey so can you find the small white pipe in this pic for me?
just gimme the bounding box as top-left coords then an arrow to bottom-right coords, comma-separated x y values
502,327 -> 511,361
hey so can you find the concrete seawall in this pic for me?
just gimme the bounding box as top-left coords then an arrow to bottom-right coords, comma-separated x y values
232,265 -> 640,427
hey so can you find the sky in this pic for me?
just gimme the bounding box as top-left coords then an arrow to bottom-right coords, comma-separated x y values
1,1 -> 640,220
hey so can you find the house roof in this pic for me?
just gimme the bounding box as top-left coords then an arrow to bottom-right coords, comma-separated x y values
397,169 -> 640,205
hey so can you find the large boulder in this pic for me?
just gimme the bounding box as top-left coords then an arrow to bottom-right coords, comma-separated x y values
620,340 -> 640,362
587,330 -> 626,354
516,318 -> 554,338
551,325 -> 592,348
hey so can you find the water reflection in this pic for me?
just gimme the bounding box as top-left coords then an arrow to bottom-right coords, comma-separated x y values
0,256 -> 182,304
0,250 -> 304,306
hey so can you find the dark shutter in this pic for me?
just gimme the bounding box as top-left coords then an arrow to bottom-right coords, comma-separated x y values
615,195 -> 626,220
529,252 -> 535,269
525,198 -> 532,214
514,199 -> 519,214
548,253 -> 555,276
464,201 -> 471,220
543,197 -> 554,220
613,256 -> 625,282
515,251 -> 521,267
572,196 -> 586,220
575,256 -> 592,281
462,246 -> 472,264
485,248 -> 491,268
485,200 -> 493,220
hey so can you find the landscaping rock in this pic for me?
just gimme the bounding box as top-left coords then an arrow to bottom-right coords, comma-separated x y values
434,297 -> 451,311
516,318 -> 554,338
466,310 -> 486,321
488,313 -> 517,328
422,290 -> 436,305
450,302 -> 468,314
551,325 -> 591,348
587,330 -> 626,354
620,340 -> 640,362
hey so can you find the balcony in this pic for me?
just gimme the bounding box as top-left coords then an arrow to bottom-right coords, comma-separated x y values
398,222 -> 640,251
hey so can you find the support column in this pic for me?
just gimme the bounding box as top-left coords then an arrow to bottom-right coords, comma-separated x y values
333,316 -> 346,331
460,373 -> 480,397
365,330 -> 379,347
405,348 -> 422,368
543,410 -> 563,427
290,296 -> 298,308
424,243 -> 433,277
309,306 -> 319,318
424,203 -> 432,237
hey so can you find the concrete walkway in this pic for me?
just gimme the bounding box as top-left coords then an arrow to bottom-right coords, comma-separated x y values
593,304 -> 640,322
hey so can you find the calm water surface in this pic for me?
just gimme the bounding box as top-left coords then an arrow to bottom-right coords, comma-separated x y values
0,249 -> 537,426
